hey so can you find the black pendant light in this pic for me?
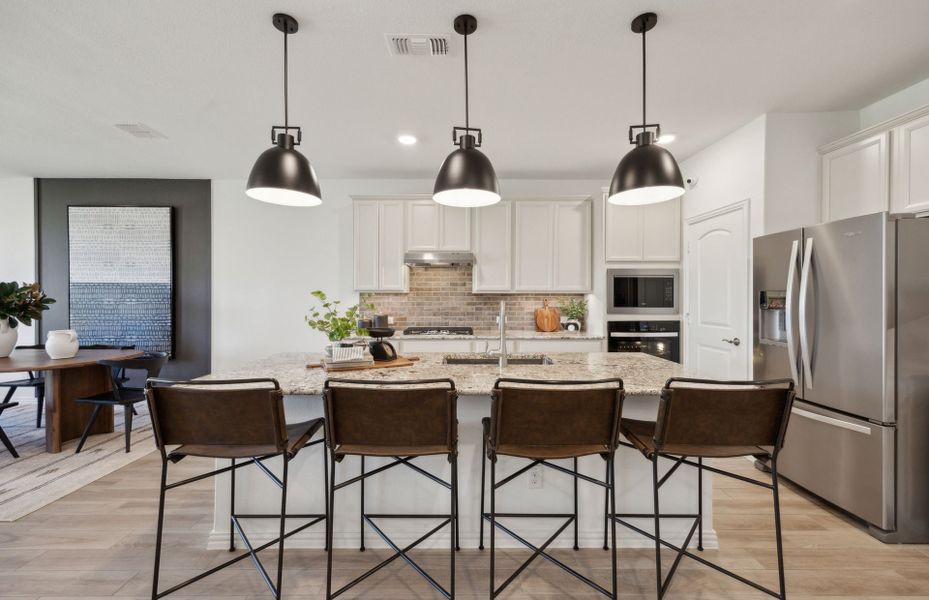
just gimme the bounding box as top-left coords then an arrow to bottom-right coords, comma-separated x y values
608,12 -> 684,206
433,14 -> 500,208
246,13 -> 321,207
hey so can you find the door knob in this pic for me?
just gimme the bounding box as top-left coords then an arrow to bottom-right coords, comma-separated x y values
722,337 -> 741,346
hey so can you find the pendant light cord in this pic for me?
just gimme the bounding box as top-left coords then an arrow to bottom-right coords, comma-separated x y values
641,26 -> 647,128
464,29 -> 470,131
283,28 -> 289,130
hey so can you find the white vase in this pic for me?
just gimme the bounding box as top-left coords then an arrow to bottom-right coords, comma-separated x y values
45,329 -> 79,359
0,319 -> 17,358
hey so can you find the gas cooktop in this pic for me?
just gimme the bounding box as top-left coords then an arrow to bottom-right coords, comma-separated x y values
403,326 -> 474,336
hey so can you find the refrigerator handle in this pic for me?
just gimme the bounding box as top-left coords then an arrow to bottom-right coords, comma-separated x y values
799,236 -> 814,388
785,240 -> 800,386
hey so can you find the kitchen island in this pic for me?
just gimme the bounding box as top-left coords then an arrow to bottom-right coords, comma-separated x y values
203,352 -> 713,550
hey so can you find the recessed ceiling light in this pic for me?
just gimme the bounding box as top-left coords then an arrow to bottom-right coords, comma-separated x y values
658,132 -> 676,144
397,134 -> 417,145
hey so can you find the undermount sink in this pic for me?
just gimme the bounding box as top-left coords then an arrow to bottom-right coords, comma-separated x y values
442,354 -> 554,365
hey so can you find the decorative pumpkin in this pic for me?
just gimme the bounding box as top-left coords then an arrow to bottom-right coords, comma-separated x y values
534,299 -> 561,332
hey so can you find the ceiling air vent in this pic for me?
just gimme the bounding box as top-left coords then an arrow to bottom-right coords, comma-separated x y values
115,123 -> 167,139
385,34 -> 450,57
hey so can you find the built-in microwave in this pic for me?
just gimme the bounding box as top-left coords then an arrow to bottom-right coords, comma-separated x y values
606,269 -> 679,314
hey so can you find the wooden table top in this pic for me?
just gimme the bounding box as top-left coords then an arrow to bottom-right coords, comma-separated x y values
0,349 -> 144,373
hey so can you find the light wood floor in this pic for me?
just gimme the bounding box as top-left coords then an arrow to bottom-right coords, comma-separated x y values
0,451 -> 927,599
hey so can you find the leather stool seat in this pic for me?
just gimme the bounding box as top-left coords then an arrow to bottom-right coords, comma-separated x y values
482,417 -> 608,459
620,418 -> 769,459
170,418 -> 325,460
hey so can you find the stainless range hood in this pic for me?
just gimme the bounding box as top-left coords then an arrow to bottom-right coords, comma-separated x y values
403,251 -> 474,267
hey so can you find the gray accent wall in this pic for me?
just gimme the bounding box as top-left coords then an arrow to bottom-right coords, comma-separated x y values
36,179 -> 211,379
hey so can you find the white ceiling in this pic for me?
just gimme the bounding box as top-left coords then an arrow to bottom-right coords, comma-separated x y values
2,0 -> 929,181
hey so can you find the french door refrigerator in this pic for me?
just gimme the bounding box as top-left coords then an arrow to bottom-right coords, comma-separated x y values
753,212 -> 929,542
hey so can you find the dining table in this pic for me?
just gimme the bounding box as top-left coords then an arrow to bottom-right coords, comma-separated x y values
0,348 -> 143,453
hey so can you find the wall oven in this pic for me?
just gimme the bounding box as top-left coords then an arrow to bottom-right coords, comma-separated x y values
606,269 -> 679,314
608,321 -> 680,363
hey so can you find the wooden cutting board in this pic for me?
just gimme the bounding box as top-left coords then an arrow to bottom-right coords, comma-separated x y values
307,356 -> 420,372
534,299 -> 561,332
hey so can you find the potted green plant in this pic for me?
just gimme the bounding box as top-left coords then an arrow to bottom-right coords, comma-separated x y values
0,282 -> 56,358
305,290 -> 372,356
558,297 -> 588,332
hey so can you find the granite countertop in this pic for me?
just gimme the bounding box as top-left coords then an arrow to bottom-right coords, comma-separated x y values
206,352 -> 688,396
390,330 -> 604,340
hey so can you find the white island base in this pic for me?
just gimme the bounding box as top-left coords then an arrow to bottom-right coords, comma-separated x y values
204,353 -> 714,550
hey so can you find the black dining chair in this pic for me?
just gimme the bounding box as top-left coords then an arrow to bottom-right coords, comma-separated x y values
0,396 -> 19,458
0,345 -> 47,428
74,351 -> 168,453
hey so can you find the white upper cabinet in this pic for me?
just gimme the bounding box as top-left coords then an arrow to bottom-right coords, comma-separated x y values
406,201 -> 471,251
472,200 -> 512,292
604,193 -> 680,262
353,198 -> 408,292
821,132 -> 890,222
892,111 -> 929,215
514,198 -> 592,292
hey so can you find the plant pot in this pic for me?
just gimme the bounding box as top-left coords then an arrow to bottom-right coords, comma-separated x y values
0,320 -> 17,358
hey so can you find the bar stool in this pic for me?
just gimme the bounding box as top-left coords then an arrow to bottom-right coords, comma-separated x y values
145,377 -> 328,600
481,377 -> 625,600
0,345 -> 46,428
74,351 -> 168,453
322,378 -> 458,600
613,377 -> 795,600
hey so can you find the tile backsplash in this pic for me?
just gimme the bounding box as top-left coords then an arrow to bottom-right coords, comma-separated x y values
362,265 -> 585,331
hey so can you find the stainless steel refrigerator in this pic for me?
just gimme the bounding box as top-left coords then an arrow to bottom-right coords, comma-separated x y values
753,212 -> 929,542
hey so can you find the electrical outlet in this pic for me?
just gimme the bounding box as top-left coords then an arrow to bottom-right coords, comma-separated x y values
528,466 -> 543,489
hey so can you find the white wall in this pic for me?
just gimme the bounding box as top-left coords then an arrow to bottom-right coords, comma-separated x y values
763,111 -> 858,234
0,178 -> 36,388
680,115 -> 767,236
211,178 -> 606,370
860,76 -> 929,129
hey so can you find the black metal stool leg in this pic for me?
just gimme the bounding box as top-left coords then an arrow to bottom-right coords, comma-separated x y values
75,404 -> 103,454
450,455 -> 457,598
229,458 -> 236,551
697,457 -> 704,551
652,455 -> 663,600
603,458 -> 610,550
772,459 -> 787,600
489,457 -> 496,599
359,455 -> 366,552
152,458 -> 168,600
326,453 -> 336,600
275,455 -> 289,599
124,405 -> 133,453
609,454 -> 618,599
573,457 -> 579,551
36,387 -> 44,428
479,434 -> 487,550
322,442 -> 330,552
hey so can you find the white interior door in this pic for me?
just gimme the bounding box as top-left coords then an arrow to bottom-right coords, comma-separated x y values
685,202 -> 750,379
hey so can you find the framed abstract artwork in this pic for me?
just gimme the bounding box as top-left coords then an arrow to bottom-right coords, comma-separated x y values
67,206 -> 174,356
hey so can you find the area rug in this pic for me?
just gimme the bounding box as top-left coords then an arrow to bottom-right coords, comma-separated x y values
0,397 -> 156,521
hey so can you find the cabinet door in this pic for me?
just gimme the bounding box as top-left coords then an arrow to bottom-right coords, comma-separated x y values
642,198 -> 681,261
378,201 -> 408,291
514,202 -> 555,291
472,201 -> 512,292
604,199 -> 644,261
821,132 -> 889,222
406,200 -> 440,250
440,206 -> 471,250
552,200 -> 592,291
892,113 -> 929,215
353,200 -> 379,291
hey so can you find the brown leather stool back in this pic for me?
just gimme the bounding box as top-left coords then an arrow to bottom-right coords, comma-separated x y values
655,378 -> 795,454
146,379 -> 287,456
323,378 -> 457,456
490,378 -> 625,457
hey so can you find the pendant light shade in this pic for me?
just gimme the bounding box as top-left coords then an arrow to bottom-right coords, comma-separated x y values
433,14 -> 500,208
434,134 -> 500,208
607,12 -> 684,206
246,13 -> 322,207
